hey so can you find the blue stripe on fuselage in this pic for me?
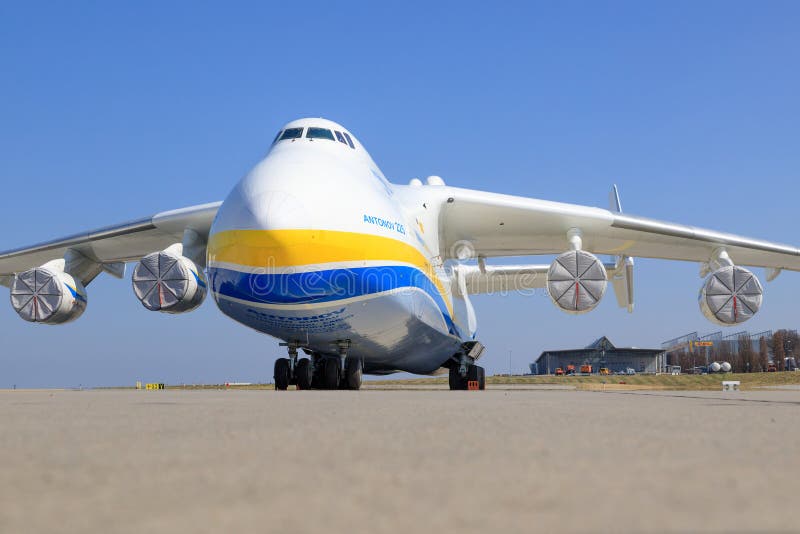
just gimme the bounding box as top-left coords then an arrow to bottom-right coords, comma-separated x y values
208,265 -> 459,336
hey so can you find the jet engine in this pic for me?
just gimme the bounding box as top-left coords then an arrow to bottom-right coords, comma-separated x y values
699,265 -> 762,326
10,267 -> 87,324
546,250 -> 608,314
132,250 -> 207,313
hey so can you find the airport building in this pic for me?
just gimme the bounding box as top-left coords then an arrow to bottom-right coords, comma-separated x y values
530,336 -> 666,375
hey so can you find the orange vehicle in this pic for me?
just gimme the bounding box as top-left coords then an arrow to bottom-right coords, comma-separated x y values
555,368 -> 564,376
580,364 -> 592,374
565,364 -> 576,375
599,368 -> 610,375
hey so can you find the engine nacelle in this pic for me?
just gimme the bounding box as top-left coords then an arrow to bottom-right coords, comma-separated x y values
132,250 -> 207,313
699,265 -> 762,326
10,267 -> 87,324
546,250 -> 607,314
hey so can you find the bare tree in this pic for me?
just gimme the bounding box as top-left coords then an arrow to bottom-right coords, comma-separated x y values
759,337 -> 769,372
678,351 -> 693,372
772,330 -> 786,371
738,335 -> 754,373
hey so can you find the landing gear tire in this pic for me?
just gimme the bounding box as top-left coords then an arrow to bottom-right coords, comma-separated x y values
468,365 -> 486,390
450,364 -> 485,390
322,358 -> 341,390
311,358 -> 324,389
274,358 -> 290,391
295,358 -> 313,390
344,359 -> 363,390
449,367 -> 466,390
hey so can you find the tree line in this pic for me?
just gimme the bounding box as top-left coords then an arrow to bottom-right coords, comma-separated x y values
671,329 -> 799,373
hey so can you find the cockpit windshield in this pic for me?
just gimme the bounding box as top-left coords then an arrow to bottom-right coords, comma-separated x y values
306,127 -> 335,141
279,127 -> 304,140
273,124 -> 355,149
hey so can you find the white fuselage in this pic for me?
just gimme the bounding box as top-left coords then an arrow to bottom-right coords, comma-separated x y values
206,119 -> 472,374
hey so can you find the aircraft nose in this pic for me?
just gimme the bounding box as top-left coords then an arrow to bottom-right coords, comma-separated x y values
212,183 -> 315,233
207,166 -> 320,271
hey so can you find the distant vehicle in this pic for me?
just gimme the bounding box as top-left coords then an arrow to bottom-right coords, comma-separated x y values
599,368 -> 610,375
688,366 -> 707,375
555,368 -> 565,376
768,364 -> 777,372
669,365 -> 682,375
565,364 -> 576,376
625,368 -> 636,375
580,364 -> 592,374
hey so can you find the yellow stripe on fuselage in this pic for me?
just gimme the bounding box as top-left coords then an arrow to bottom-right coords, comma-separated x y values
207,229 -> 451,314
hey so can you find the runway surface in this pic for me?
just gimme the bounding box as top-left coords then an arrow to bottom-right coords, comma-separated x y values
1,387 -> 798,534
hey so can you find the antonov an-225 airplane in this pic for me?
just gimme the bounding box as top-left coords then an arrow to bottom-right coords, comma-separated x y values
2,118 -> 799,390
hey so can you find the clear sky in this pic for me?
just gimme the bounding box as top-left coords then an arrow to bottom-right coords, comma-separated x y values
1,2 -> 798,387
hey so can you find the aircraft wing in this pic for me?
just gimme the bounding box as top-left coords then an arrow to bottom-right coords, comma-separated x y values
0,202 -> 221,286
438,186 -> 800,273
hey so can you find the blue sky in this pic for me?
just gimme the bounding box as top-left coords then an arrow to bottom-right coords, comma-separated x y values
1,2 -> 798,387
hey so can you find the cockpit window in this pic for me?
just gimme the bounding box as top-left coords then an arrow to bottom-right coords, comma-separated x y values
279,127 -> 304,140
306,127 -> 335,141
343,132 -> 355,149
334,131 -> 347,144
272,130 -> 283,144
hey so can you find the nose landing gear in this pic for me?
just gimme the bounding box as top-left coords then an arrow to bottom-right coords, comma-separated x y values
274,341 -> 310,391
273,340 -> 361,390
295,357 -> 313,390
328,340 -> 362,390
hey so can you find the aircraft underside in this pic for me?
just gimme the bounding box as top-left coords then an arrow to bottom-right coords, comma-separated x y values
211,285 -> 488,390
214,288 -> 467,374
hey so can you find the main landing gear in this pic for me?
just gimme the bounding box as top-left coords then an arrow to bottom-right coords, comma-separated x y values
448,364 -> 486,390
273,340 -> 362,391
448,341 -> 486,391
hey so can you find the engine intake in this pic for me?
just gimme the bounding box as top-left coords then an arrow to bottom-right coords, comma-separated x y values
546,250 -> 607,314
10,267 -> 87,324
132,250 -> 207,313
699,265 -> 762,325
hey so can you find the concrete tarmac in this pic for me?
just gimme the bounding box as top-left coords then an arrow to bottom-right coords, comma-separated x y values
1,388 -> 798,534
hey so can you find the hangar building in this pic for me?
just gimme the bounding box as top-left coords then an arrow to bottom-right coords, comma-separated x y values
531,336 -> 666,375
